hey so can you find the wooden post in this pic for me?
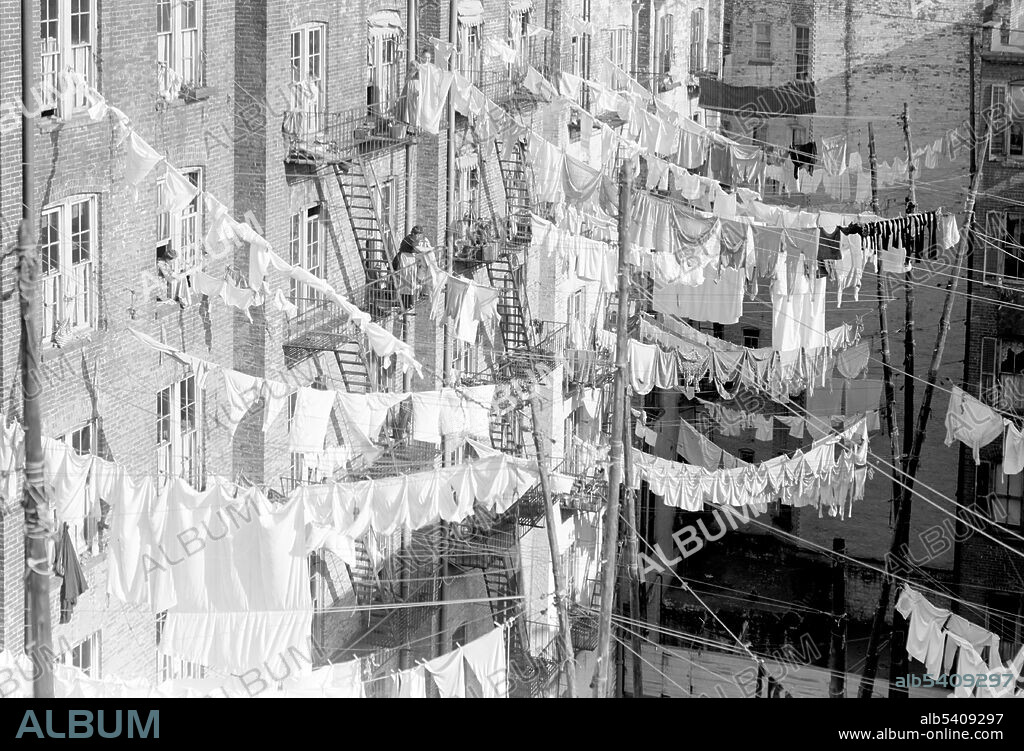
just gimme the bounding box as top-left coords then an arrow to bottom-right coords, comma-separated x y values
858,121 -> 906,699
21,0 -> 54,700
622,401 -> 643,697
890,102 -> 919,698
436,0 -> 459,663
593,159 -> 633,697
893,131 -> 989,694
399,0 -> 417,673
528,394 -> 577,697
828,538 -> 847,698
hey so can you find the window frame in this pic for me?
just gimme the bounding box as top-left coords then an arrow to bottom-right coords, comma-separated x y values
289,204 -> 326,316
794,25 -> 810,81
58,630 -> 101,678
983,211 -> 1024,285
457,21 -> 484,85
289,22 -> 328,135
658,13 -> 674,76
742,327 -> 760,349
367,30 -> 403,116
689,8 -> 705,73
156,373 -> 202,489
40,194 -> 97,345
39,0 -> 97,117
157,0 -> 204,95
608,27 -> 631,89
979,460 -> 1024,528
156,168 -> 203,301
753,22 -> 772,63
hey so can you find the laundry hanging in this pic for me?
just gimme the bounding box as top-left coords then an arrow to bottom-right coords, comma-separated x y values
944,386 -> 1005,465
412,63 -> 454,135
635,418 -> 869,518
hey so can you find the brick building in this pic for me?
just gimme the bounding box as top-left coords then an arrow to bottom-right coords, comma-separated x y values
0,0 -> 725,696
640,0 -> 985,620
954,0 -> 1024,664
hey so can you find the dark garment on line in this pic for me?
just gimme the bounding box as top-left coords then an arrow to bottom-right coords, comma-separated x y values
53,522 -> 88,624
790,141 -> 818,178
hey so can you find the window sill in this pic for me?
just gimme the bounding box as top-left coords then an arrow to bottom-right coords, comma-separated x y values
35,111 -> 102,134
39,333 -> 97,362
747,59 -> 773,66
156,86 -> 217,111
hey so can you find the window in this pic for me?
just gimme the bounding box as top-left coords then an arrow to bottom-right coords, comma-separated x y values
289,24 -> 327,135
978,461 -> 1024,527
608,27 -> 630,89
456,163 -> 481,221
988,594 -> 1023,662
288,392 -> 305,485
156,168 -> 202,300
790,125 -> 808,146
794,25 -> 810,80
159,655 -> 207,682
39,0 -> 96,116
689,9 -> 705,73
570,0 -> 591,107
511,7 -> 532,65
157,0 -> 202,96
988,82 -> 1024,158
458,22 -> 483,85
753,22 -> 772,62
59,631 -> 100,678
40,195 -> 96,345
742,327 -> 760,349
157,374 -> 201,488
983,212 -> 1024,285
980,337 -> 1024,410
367,32 -> 401,116
738,448 -> 756,463
723,19 -> 732,57
658,14 -> 674,75
289,205 -> 325,315
57,422 -> 106,556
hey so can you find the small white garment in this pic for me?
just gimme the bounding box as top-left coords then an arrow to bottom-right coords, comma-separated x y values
835,341 -> 869,379
944,386 -> 1005,465
411,391 -> 444,445
412,63 -> 454,135
394,667 -> 427,698
261,379 -> 293,433
462,385 -> 496,439
1004,423 -> 1024,476
221,370 -> 263,440
289,387 -> 338,454
161,165 -> 201,215
460,627 -> 507,698
628,340 -> 658,395
771,272 -> 827,351
422,647 -> 466,698
125,131 -> 164,185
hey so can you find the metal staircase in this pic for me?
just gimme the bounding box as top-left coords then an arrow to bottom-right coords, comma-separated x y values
486,257 -> 533,355
332,158 -> 398,319
333,341 -> 372,393
496,141 -> 532,245
482,552 -> 531,670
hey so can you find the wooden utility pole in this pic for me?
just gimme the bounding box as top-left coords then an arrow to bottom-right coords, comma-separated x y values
21,0 -> 54,699
436,0 -> 459,664
593,159 -> 633,697
528,395 -> 577,697
893,129 -> 989,687
622,403 -> 643,697
828,538 -> 847,698
399,0 -> 417,674
858,122 -> 905,699
889,103 -> 919,697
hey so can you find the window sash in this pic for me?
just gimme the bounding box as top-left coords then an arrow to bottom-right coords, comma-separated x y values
290,206 -> 324,314
795,26 -> 810,79
754,23 -> 772,61
40,196 -> 95,340
40,0 -> 96,114
156,376 -> 201,487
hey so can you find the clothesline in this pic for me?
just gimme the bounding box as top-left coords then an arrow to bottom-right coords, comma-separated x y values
66,70 -> 420,375
631,416 -> 871,520
896,586 -> 1023,699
